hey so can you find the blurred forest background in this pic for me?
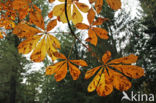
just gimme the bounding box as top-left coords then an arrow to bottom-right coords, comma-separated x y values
0,0 -> 156,103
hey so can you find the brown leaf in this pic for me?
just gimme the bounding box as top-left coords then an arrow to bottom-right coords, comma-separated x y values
93,27 -> 109,39
55,63 -> 67,81
93,18 -> 109,25
106,0 -> 121,10
47,19 -> 57,31
70,60 -> 88,67
76,23 -> 89,30
110,65 -> 144,79
108,54 -> 138,64
87,8 -> 95,25
68,62 -> 81,80
102,51 -> 111,64
85,66 -> 101,79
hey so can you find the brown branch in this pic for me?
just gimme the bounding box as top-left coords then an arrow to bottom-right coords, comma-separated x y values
64,0 -> 88,49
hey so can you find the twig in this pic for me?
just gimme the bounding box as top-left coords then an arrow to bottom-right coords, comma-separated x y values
64,0 -> 88,49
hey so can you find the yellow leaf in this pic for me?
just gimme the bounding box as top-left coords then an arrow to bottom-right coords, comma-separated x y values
75,2 -> 89,13
93,27 -> 109,39
47,35 -> 58,61
18,35 -> 41,54
55,63 -> 67,81
46,61 -> 65,75
102,51 -> 111,64
59,4 -> 72,23
88,69 -> 102,92
110,65 -> 144,79
48,34 -> 61,49
87,8 -> 95,25
106,0 -> 121,10
75,23 -> 89,29
72,4 -> 83,25
108,54 -> 138,64
96,70 -> 107,96
85,66 -> 101,79
70,60 -> 88,67
68,62 -> 81,80
53,4 -> 65,17
30,37 -> 47,62
47,19 -> 57,31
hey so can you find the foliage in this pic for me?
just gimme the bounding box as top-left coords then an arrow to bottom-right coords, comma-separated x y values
0,0 -> 146,100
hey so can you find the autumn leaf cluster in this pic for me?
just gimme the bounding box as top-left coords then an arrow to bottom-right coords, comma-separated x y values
0,0 -> 145,97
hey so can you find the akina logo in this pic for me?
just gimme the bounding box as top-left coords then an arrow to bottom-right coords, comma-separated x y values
121,91 -> 155,102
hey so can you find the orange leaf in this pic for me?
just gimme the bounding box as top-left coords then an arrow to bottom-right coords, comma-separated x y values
75,2 -> 89,13
12,0 -> 29,10
47,19 -> 57,31
87,8 -> 95,25
55,63 -> 67,81
93,27 -> 109,39
48,10 -> 53,18
19,9 -> 29,20
53,52 -> 66,59
68,62 -> 81,80
29,6 -> 45,30
89,0 -> 96,4
102,51 -> 111,64
0,32 -> 4,39
106,0 -> 121,10
49,0 -> 55,3
70,60 -> 88,67
110,65 -> 144,79
108,68 -> 132,91
108,54 -> 138,64
88,29 -> 97,46
46,61 -> 65,75
93,18 -> 109,25
13,23 -> 41,38
85,66 -> 101,79
75,23 -> 89,30
97,83 -> 113,96
95,0 -> 103,14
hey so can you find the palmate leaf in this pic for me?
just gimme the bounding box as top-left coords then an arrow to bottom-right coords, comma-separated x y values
46,53 -> 88,81
85,51 -> 144,96
76,8 -> 109,46
50,0 -> 89,24
13,6 -> 60,62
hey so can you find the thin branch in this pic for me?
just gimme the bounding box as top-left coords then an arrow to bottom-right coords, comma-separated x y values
64,0 -> 88,49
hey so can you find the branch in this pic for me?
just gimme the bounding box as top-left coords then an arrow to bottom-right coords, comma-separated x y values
64,0 -> 88,49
